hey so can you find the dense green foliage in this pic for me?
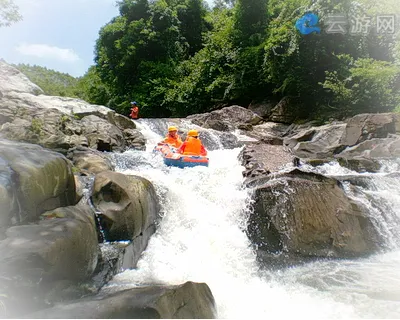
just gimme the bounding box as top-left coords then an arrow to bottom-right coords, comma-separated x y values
13,64 -> 86,98
16,0 -> 400,120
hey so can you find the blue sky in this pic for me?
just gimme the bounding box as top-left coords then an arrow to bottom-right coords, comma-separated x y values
0,0 -> 213,77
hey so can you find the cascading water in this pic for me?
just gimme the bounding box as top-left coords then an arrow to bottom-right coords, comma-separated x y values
102,119 -> 400,318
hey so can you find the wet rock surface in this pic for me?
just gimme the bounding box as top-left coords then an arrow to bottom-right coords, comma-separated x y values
91,171 -> 160,267
0,139 -> 77,232
25,281 -> 216,319
247,169 -> 381,258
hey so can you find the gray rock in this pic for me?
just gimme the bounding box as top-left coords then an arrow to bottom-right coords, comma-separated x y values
0,61 -> 145,153
247,169 -> 381,258
123,128 -> 146,150
0,205 -> 98,282
248,99 -> 276,118
0,60 -> 43,95
239,142 -> 293,179
268,96 -> 296,124
0,204 -> 99,317
336,137 -> 400,160
244,122 -> 290,143
91,171 -> 160,267
67,146 -> 114,174
107,111 -> 136,130
3,90 -> 111,117
25,281 -> 216,319
80,115 -> 125,152
188,105 -> 263,131
336,157 -> 382,173
0,139 -> 77,229
284,123 -> 347,159
340,113 -> 397,146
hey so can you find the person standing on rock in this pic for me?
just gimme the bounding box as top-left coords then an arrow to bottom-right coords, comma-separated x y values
177,129 -> 207,156
129,101 -> 139,119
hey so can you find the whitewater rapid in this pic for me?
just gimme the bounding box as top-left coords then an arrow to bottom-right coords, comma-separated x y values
102,120 -> 400,318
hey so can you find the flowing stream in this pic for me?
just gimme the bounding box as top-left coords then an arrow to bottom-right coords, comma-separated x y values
102,119 -> 400,318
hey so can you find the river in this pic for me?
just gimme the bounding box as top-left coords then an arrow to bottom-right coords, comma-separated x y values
103,119 -> 400,318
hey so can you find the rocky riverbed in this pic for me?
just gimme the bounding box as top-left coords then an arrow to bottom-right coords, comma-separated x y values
1,59 -> 399,318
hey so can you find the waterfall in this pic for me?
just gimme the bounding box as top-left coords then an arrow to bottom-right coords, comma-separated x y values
101,119 -> 400,318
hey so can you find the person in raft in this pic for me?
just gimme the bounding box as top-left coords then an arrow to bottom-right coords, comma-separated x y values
177,129 -> 207,156
129,101 -> 139,119
162,126 -> 183,148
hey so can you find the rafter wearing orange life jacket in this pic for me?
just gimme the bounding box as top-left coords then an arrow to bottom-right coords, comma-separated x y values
129,101 -> 139,119
177,129 -> 207,156
162,126 -> 183,148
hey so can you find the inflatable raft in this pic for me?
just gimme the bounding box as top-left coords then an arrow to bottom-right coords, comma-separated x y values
153,143 -> 209,168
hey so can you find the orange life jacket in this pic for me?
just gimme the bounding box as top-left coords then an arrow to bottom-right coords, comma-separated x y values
130,106 -> 139,119
181,137 -> 202,155
163,135 -> 183,148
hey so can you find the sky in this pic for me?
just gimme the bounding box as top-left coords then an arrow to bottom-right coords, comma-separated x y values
0,0 -> 213,78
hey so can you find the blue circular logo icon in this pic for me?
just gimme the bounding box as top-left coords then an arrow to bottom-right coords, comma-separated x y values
296,13 -> 321,35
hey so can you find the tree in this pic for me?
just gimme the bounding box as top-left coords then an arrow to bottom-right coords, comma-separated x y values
0,0 -> 22,27
95,0 -> 185,116
14,64 -> 81,98
76,66 -> 112,106
233,0 -> 268,46
87,0 -> 400,119
321,55 -> 400,116
176,0 -> 210,57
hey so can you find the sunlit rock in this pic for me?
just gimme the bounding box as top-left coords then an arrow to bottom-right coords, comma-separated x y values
188,105 -> 263,132
247,169 -> 381,258
91,171 -> 160,266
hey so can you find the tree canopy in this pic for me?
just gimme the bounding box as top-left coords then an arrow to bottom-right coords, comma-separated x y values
0,0 -> 22,27
16,0 -> 400,121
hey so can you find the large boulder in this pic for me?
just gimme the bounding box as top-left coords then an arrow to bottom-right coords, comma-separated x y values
268,96 -> 297,124
336,157 -> 382,173
67,146 -> 114,174
245,122 -> 290,141
247,169 -> 380,258
107,111 -> 136,130
187,105 -> 263,132
0,205 -> 99,317
122,128 -> 146,150
0,107 -> 88,153
339,113 -> 397,146
26,281 -> 216,319
0,105 -> 145,153
282,113 -> 400,163
336,137 -> 400,160
80,115 -> 125,152
239,142 -> 293,178
0,61 -> 146,153
3,90 -> 111,118
91,171 -> 160,266
0,60 -> 43,95
0,139 -> 76,233
248,99 -> 277,118
283,123 -> 347,159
